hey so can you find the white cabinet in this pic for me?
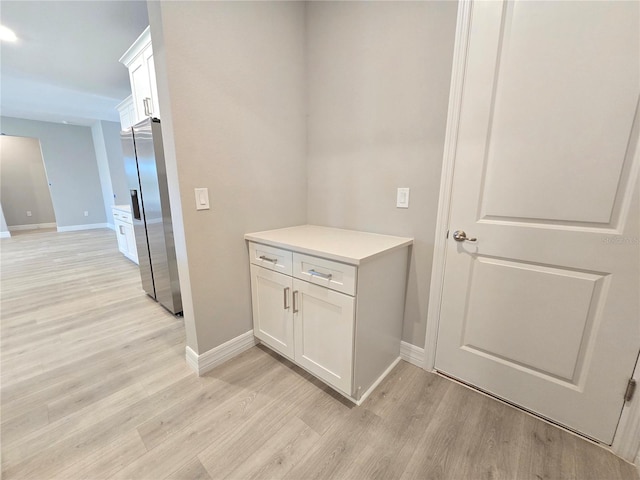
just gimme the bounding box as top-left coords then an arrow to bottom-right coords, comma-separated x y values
293,277 -> 355,395
250,265 -> 294,360
116,96 -> 136,130
119,26 -> 160,124
246,225 -> 412,404
112,206 -> 138,265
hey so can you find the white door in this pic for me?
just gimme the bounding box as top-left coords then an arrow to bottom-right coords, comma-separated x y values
435,1 -> 639,444
293,278 -> 354,395
250,264 -> 294,360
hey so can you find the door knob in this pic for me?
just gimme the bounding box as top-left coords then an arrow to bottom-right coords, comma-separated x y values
453,230 -> 477,242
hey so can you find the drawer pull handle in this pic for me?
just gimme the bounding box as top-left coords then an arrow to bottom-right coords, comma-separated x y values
293,290 -> 299,313
259,255 -> 278,264
308,269 -> 332,280
283,287 -> 290,310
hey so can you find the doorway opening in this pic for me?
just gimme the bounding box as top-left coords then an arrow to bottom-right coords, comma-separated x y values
0,135 -> 57,236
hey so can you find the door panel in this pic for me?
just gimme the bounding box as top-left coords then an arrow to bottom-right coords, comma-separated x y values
479,2 -> 638,225
144,47 -> 161,118
129,54 -> 151,124
435,0 -> 639,444
293,278 -> 354,395
114,220 -> 128,254
122,222 -> 138,264
251,265 -> 294,360
461,257 -> 606,382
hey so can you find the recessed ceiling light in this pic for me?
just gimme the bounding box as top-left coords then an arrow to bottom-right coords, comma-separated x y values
0,25 -> 17,43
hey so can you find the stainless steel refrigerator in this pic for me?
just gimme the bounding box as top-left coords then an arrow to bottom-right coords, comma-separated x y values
121,117 -> 182,315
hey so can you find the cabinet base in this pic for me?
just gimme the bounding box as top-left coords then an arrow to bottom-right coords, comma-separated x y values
257,338 -> 401,406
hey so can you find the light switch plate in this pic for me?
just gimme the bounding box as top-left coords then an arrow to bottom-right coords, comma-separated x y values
397,187 -> 410,208
195,187 -> 210,210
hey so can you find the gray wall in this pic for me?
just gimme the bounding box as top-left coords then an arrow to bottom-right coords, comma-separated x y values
91,121 -> 115,226
91,120 -> 129,228
149,1 -> 457,353
0,135 -> 57,227
148,1 -> 307,353
306,1 -> 458,347
1,117 -> 107,228
102,121 -> 129,206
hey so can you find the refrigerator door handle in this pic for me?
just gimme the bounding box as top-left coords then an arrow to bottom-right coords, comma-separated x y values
131,189 -> 141,220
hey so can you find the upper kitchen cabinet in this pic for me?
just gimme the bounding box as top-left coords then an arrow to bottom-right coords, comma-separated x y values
119,27 -> 160,124
115,96 -> 136,130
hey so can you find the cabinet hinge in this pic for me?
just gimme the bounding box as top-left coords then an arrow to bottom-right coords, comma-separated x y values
624,378 -> 636,402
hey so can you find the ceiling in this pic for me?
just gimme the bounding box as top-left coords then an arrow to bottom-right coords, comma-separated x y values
1,1 -> 149,126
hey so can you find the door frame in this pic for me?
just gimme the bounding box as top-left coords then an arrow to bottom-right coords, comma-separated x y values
422,0 -> 640,461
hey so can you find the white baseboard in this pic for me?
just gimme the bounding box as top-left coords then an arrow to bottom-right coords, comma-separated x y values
8,222 -> 57,231
356,356 -> 401,406
185,330 -> 257,376
0,231 -> 10,238
107,223 -> 115,231
57,223 -> 109,232
400,341 -> 426,367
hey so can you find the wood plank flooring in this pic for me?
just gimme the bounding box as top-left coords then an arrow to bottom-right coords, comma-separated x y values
1,228 -> 637,480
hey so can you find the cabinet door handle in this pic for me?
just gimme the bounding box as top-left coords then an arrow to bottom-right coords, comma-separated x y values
119,225 -> 125,235
293,290 -> 299,314
143,97 -> 152,116
308,269 -> 332,280
283,287 -> 290,310
259,255 -> 278,264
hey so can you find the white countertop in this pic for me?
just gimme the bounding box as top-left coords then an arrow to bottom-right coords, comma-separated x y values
112,204 -> 131,213
244,225 -> 413,265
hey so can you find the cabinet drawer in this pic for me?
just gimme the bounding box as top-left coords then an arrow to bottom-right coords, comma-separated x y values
293,253 -> 356,296
118,212 -> 132,224
248,242 -> 292,276
112,210 -> 132,224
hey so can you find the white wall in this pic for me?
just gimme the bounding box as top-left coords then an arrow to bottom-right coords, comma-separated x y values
148,1 -> 307,354
306,1 -> 458,346
1,117 -> 107,229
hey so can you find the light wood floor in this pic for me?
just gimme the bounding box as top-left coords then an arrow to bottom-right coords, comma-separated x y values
1,229 -> 637,480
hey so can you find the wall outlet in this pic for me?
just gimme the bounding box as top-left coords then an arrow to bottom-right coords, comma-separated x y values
84,211 -> 89,217
26,211 -> 32,217
396,188 -> 410,208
